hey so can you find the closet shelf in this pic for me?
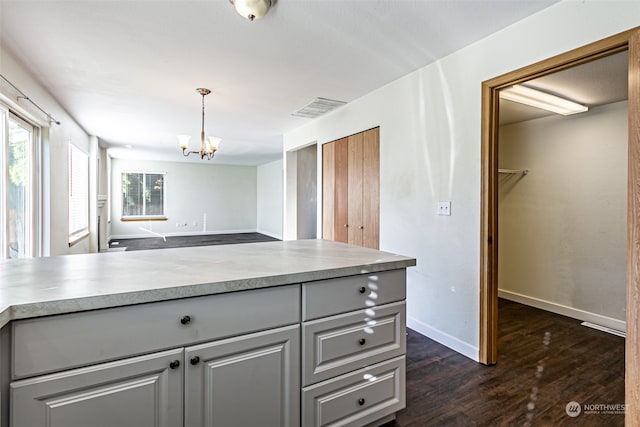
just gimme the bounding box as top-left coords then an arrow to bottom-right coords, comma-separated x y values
498,168 -> 529,175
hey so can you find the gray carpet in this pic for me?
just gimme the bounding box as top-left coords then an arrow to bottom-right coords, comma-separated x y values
108,233 -> 279,251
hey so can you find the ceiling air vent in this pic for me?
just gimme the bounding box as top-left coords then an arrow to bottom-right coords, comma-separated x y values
292,97 -> 347,119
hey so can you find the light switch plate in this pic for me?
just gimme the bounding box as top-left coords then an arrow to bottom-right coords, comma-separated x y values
438,201 -> 451,216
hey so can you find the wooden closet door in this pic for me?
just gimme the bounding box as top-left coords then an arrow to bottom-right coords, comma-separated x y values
322,142 -> 335,241
334,138 -> 350,243
363,127 -> 380,249
347,132 -> 364,246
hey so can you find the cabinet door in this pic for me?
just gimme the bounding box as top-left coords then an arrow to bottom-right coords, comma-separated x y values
10,348 -> 184,427
185,325 -> 300,427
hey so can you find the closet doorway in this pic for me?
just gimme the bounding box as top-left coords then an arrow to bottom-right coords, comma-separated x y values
479,27 -> 640,415
498,52 -> 627,330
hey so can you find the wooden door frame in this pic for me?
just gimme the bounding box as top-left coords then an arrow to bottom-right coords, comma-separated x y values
479,27 -> 640,421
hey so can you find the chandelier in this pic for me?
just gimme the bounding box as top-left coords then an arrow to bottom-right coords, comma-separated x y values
178,88 -> 221,160
229,0 -> 273,21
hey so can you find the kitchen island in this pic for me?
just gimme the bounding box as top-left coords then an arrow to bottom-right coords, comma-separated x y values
0,239 -> 415,427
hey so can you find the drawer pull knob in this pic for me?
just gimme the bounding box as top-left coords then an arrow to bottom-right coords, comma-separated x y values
180,315 -> 192,325
359,225 -> 364,229
358,338 -> 366,346
358,286 -> 366,294
358,398 -> 366,406
190,356 -> 200,365
344,224 -> 349,228
169,360 -> 181,370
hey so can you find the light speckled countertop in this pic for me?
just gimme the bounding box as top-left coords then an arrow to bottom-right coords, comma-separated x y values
0,240 -> 415,328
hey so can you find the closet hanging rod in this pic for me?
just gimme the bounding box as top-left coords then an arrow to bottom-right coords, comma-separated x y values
0,73 -> 61,125
498,168 -> 529,175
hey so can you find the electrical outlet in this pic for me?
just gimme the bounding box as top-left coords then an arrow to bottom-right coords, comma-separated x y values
438,201 -> 451,216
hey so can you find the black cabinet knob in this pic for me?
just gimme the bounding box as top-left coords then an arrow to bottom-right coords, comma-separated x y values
169,360 -> 180,370
358,338 -> 366,346
358,286 -> 366,294
358,398 -> 366,406
180,315 -> 191,325
190,356 -> 200,365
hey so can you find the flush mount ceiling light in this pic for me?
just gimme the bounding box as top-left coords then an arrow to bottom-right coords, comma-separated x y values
500,85 -> 589,116
229,0 -> 273,21
178,88 -> 221,160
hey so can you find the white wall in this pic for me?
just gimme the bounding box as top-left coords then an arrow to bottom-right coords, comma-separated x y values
283,1 -> 640,360
110,158 -> 257,238
498,101 -> 627,330
257,159 -> 283,239
0,45 -> 98,256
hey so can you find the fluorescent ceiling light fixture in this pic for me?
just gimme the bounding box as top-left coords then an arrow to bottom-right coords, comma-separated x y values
500,85 -> 588,116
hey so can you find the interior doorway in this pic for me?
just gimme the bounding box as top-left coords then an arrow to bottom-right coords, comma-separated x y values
497,51 -> 628,331
479,27 -> 640,415
285,143 -> 318,240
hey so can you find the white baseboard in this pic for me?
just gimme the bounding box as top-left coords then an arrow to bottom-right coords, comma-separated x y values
407,316 -> 479,362
110,229 -> 258,240
498,289 -> 626,333
256,229 -> 282,239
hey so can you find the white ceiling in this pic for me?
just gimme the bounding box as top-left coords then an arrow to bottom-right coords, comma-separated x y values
0,0 -> 559,166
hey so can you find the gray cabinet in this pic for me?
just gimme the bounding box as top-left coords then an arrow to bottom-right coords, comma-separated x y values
185,325 -> 299,427
11,325 -> 301,427
8,286 -> 301,427
4,268 -> 408,427
301,270 -> 407,426
11,348 -> 184,427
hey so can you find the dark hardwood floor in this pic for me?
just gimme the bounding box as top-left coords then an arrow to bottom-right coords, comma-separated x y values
391,299 -> 624,426
108,232 -> 279,251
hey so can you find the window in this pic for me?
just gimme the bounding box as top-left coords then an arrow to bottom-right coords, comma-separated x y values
121,172 -> 165,219
68,142 -> 89,244
1,109 -> 38,259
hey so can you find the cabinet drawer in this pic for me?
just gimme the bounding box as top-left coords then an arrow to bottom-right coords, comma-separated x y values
302,356 -> 405,427
302,269 -> 405,321
302,302 -> 405,386
12,284 -> 300,379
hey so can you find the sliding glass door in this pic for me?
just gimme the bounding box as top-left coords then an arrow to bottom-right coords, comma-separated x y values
1,108 -> 37,259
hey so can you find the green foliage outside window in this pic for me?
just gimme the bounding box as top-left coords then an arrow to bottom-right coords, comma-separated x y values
121,172 -> 165,217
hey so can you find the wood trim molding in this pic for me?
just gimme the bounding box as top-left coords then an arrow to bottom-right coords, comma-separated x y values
479,82 -> 499,364
626,28 -> 640,427
120,217 -> 168,222
479,29 -> 640,411
483,28 -> 635,90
